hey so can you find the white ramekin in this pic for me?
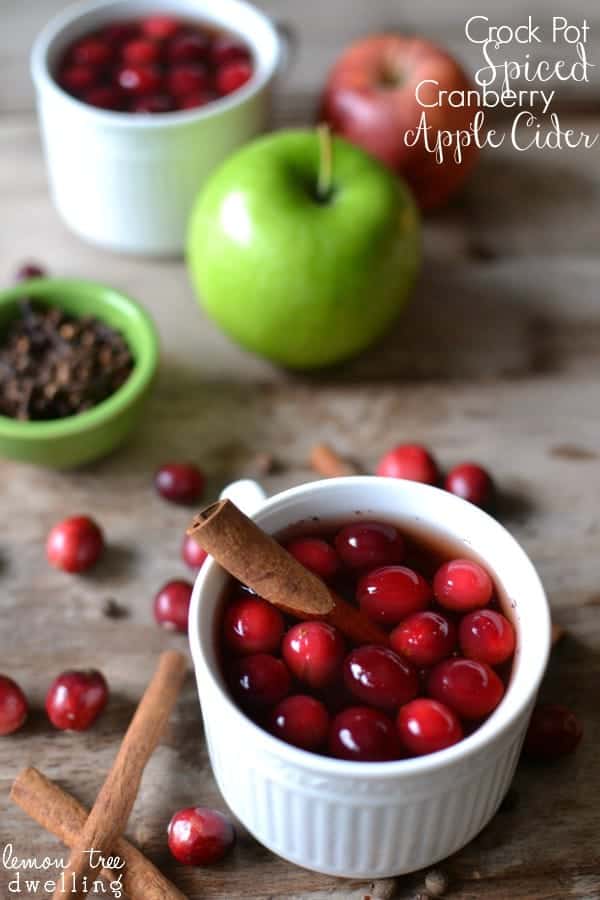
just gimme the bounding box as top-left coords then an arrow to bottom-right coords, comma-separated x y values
31,0 -> 282,255
189,477 -> 550,879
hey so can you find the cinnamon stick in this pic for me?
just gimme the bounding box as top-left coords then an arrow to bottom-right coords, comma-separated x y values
11,768 -> 186,900
51,650 -> 187,900
188,499 -> 334,617
187,500 -> 389,645
309,443 -> 361,478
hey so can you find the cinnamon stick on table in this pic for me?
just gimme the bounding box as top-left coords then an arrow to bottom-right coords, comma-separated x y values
51,650 -> 187,900
309,443 -> 361,478
11,768 -> 186,900
188,499 -> 389,645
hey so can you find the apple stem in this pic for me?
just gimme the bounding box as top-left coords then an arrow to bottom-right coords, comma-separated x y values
317,123 -> 334,202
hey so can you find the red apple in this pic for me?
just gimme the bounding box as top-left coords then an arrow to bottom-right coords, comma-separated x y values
321,34 -> 479,210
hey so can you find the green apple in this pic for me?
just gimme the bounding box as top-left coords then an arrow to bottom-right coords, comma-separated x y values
187,128 -> 421,369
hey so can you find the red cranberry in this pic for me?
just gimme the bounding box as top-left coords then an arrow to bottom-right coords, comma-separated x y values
376,444 -> 439,485
176,91 -> 214,110
357,565 -> 432,626
15,262 -> 46,282
122,38 -> 162,66
46,670 -> 109,731
168,807 -> 235,866
445,462 -> 495,509
211,36 -> 251,66
58,64 -> 98,94
155,462 -> 204,505
223,595 -> 284,655
329,706 -> 400,762
428,657 -> 504,719
71,37 -> 113,67
142,15 -> 181,40
396,698 -> 463,756
459,609 -> 515,666
282,621 -> 345,689
102,22 -> 140,45
344,645 -> 418,710
0,676 -> 29,736
285,537 -> 340,581
83,86 -> 125,110
434,559 -> 493,612
46,515 -> 104,573
230,653 -> 291,708
270,694 -> 330,751
167,31 -> 210,63
131,93 -> 175,113
154,579 -> 193,633
181,534 -> 208,570
523,703 -> 583,761
216,61 -> 253,96
168,64 -> 209,96
117,64 -> 162,95
390,610 -> 457,667
334,521 -> 405,570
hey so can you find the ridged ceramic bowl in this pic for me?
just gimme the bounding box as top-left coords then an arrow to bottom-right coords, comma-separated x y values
189,476 -> 550,878
0,278 -> 158,468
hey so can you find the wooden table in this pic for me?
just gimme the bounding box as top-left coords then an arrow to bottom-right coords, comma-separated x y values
1,2 -> 599,898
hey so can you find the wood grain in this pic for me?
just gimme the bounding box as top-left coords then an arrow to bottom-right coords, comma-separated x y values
1,0 -> 599,898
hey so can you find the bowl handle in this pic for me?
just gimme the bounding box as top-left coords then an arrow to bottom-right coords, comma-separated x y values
273,20 -> 298,77
219,479 -> 267,517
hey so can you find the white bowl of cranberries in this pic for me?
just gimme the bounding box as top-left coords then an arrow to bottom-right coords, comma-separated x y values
189,475 -> 551,878
31,0 -> 282,254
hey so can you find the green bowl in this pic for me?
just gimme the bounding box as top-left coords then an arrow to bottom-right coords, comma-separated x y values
0,278 -> 159,468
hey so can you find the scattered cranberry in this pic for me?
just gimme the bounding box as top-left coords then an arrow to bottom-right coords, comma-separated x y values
329,706 -> 400,762
167,31 -> 210,63
376,444 -> 439,485
211,36 -> 251,66
122,38 -> 162,65
459,609 -> 515,666
223,595 -> 284,656
84,86 -> 125,110
131,93 -> 175,113
344,645 -> 418,710
390,610 -> 457,667
357,565 -> 432,626
230,653 -> 291,709
0,676 -> 29,736
445,462 -> 495,509
434,559 -> 493,612
428,658 -> 504,719
46,669 -> 109,731
70,37 -> 113,66
397,698 -> 463,755
155,462 -> 204,505
285,537 -> 340,581
168,63 -> 209,96
117,63 -> 163,95
216,61 -> 253,96
270,694 -> 330,751
523,703 -> 583,761
181,533 -> 208,570
142,15 -> 181,40
334,521 -> 405,569
15,262 -> 46,282
168,807 -> 235,866
46,515 -> 104,573
154,580 -> 193,633
282,622 -> 345,689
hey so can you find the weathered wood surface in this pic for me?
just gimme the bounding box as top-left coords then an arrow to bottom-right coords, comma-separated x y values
1,1 -> 600,898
